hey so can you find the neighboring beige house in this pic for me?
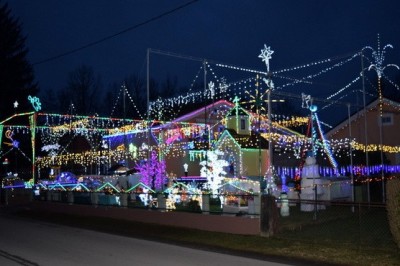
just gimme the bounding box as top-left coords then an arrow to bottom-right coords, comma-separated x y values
326,97 -> 400,165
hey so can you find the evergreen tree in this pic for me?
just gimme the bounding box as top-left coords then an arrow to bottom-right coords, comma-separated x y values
0,2 -> 38,120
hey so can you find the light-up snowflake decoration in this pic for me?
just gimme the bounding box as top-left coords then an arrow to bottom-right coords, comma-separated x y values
218,77 -> 229,94
150,97 -> 176,121
208,81 -> 215,98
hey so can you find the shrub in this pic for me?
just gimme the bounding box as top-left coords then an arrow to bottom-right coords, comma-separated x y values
386,178 -> 400,249
175,199 -> 202,213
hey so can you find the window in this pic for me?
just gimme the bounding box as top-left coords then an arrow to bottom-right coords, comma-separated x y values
240,119 -> 246,130
380,114 -> 393,126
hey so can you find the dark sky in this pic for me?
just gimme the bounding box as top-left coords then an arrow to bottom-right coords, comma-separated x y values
6,0 -> 400,124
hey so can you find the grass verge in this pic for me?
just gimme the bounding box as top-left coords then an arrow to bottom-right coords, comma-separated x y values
9,207 -> 400,266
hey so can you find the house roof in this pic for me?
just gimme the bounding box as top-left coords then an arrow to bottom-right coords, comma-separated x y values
326,97 -> 400,138
172,99 -> 234,123
227,106 -> 250,117
218,129 -> 269,149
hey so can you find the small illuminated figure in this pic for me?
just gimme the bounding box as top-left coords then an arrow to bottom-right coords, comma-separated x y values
183,163 -> 188,177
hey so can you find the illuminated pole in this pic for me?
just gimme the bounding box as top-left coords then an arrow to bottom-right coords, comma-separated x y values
363,35 -> 399,203
123,84 -> 127,166
29,113 -> 37,183
377,76 -> 386,203
203,60 -> 208,185
258,44 -> 277,236
267,88 -> 272,184
259,44 -> 274,194
27,96 -> 41,184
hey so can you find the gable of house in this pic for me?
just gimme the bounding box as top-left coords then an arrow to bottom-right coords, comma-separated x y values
326,97 -> 400,164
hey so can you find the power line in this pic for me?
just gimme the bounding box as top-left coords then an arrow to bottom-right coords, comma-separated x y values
32,0 -> 199,66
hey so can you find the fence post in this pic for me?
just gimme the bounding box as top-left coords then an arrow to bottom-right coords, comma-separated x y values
260,194 -> 279,237
201,193 -> 210,213
67,191 -> 74,205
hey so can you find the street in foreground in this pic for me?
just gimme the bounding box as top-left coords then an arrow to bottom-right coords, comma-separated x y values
0,214 -> 292,266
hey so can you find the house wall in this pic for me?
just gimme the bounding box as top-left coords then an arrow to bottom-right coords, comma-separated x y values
226,115 -> 251,135
215,137 -> 242,177
328,105 -> 400,164
242,149 -> 269,177
165,154 -> 202,178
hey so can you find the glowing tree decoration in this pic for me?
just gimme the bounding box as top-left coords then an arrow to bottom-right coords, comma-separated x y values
135,150 -> 166,191
265,169 -> 278,196
199,150 -> 228,195
363,34 -> 399,115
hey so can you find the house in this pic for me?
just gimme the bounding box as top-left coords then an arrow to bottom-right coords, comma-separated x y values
214,105 -> 269,179
102,98 -> 304,189
326,97 -> 400,165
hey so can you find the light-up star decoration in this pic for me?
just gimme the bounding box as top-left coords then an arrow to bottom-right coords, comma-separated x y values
243,75 -> 266,115
13,101 -> 18,109
28,95 -> 42,111
244,88 -> 266,114
258,44 -> 274,72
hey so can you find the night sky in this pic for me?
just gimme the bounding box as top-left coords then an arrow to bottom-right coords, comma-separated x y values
6,0 -> 400,125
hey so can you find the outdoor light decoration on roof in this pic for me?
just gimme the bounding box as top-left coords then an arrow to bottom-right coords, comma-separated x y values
28,95 -> 42,112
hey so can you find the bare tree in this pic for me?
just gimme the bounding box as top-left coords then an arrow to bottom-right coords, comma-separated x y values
159,75 -> 178,98
61,65 -> 102,115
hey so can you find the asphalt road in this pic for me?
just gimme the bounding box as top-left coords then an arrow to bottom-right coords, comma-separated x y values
0,214 -> 292,266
